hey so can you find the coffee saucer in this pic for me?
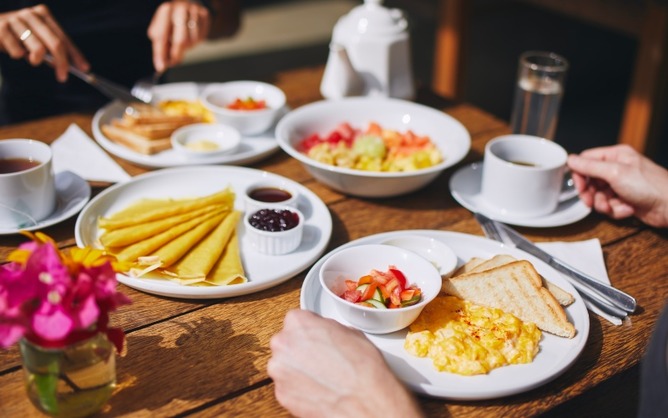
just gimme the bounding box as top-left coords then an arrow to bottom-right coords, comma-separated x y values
0,171 -> 91,235
449,162 -> 591,228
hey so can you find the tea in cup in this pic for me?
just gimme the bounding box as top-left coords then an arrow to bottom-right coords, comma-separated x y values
0,139 -> 56,229
481,135 -> 571,217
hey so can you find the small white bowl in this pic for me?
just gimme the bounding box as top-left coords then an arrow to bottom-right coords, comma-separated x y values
381,235 -> 458,278
200,81 -> 286,136
244,205 -> 304,255
319,244 -> 441,334
171,123 -> 241,158
244,179 -> 299,216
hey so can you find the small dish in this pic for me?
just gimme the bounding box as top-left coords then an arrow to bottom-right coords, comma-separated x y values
449,162 -> 591,228
200,81 -> 287,136
171,123 -> 241,158
244,179 -> 299,215
381,235 -> 458,278
319,244 -> 441,334
244,205 -> 304,255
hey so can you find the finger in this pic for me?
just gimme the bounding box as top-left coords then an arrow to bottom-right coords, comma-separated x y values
148,3 -> 172,72
567,154 -> 622,185
608,198 -> 635,219
18,9 -> 69,81
35,8 -> 89,72
192,6 -> 210,42
570,171 -> 588,193
169,3 -> 190,67
0,18 -> 27,59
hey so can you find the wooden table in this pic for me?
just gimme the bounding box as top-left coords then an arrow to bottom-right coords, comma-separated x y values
1,66 -> 667,417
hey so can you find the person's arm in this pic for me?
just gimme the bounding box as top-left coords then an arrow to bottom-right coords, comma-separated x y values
0,4 -> 89,82
567,144 -> 668,228
267,309 -> 424,418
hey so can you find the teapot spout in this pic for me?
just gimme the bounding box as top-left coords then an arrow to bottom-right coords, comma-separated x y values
320,43 -> 365,99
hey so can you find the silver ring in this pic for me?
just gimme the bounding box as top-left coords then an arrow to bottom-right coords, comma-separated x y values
187,20 -> 197,29
19,29 -> 32,42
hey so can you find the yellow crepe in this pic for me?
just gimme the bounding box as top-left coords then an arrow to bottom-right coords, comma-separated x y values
151,212 -> 227,268
112,209 -> 224,263
99,205 -> 222,248
205,231 -> 247,286
98,188 -> 234,230
168,211 -> 241,279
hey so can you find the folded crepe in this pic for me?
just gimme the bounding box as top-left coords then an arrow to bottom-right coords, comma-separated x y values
98,188 -> 234,230
205,231 -> 247,286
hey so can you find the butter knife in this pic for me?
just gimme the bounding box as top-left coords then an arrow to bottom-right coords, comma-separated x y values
484,216 -> 637,313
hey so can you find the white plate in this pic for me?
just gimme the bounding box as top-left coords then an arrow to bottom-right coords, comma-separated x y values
300,230 -> 590,400
0,171 -> 91,235
91,82 -> 283,168
449,162 -> 591,228
75,166 -> 332,299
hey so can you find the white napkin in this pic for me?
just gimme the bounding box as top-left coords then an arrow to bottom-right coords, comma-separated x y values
51,124 -> 131,183
537,238 -> 623,326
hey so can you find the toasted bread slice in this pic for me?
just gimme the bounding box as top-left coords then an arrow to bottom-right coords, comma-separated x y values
451,257 -> 485,277
124,104 -> 200,125
112,118 -> 192,139
454,254 -> 575,307
101,124 -> 171,155
442,260 -> 576,338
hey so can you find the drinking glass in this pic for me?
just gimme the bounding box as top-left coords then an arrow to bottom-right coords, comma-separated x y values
510,51 -> 569,140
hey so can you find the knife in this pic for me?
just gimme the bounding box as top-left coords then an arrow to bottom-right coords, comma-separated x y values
474,213 -> 636,314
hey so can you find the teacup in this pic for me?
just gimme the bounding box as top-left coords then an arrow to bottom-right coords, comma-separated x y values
0,139 -> 56,228
481,135 -> 572,217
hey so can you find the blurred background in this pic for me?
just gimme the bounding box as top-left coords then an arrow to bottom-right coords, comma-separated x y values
133,0 -> 668,168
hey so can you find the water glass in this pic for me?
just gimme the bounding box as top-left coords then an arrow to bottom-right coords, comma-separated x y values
510,51 -> 569,139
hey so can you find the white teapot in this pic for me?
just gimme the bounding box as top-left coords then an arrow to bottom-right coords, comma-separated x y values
320,0 -> 415,100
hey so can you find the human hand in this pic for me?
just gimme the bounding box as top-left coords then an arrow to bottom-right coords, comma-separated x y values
267,309 -> 423,418
147,1 -> 211,73
0,5 -> 89,82
567,144 -> 668,228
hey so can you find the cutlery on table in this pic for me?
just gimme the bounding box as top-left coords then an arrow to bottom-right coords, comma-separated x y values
43,54 -> 150,105
474,212 -> 636,320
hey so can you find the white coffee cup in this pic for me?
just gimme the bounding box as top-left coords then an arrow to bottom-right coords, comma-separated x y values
0,139 -> 56,229
481,135 -> 571,217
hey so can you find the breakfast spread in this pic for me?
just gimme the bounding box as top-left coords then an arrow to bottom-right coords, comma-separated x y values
101,101 -> 213,155
298,122 -> 443,172
338,265 -> 423,309
97,188 -> 246,286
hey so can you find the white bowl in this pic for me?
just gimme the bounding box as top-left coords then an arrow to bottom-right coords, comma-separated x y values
171,123 -> 241,158
244,179 -> 299,216
275,97 -> 471,198
244,205 -> 304,255
381,235 -> 458,278
319,244 -> 441,334
200,81 -> 286,136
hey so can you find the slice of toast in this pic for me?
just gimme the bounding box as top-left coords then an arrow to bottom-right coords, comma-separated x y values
101,124 -> 172,155
442,260 -> 576,338
466,254 -> 575,307
451,257 -> 485,277
123,104 -> 200,125
112,118 -> 192,139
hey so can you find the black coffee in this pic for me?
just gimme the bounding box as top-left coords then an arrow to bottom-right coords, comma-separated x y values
508,160 -> 538,167
0,158 -> 41,174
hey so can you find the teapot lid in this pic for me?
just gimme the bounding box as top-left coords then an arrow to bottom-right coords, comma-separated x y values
338,0 -> 407,36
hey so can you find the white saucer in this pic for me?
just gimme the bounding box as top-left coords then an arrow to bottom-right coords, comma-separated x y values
0,171 -> 91,235
449,162 -> 591,228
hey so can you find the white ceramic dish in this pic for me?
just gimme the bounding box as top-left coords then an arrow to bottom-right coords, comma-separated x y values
243,179 -> 299,215
75,166 -> 332,299
200,81 -> 287,135
301,229 -> 590,400
319,244 -> 441,334
0,171 -> 90,235
449,162 -> 592,228
91,82 -> 284,169
381,234 -> 458,278
244,205 -> 304,255
171,123 -> 241,158
275,97 -> 471,198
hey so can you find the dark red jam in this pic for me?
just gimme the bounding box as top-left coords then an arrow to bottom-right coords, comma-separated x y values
249,209 -> 299,232
248,187 -> 292,203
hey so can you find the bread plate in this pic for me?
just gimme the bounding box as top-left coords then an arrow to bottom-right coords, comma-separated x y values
75,166 -> 332,299
91,82 -> 283,168
300,229 -> 589,400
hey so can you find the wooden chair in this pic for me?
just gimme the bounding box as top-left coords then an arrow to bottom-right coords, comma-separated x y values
432,0 -> 668,156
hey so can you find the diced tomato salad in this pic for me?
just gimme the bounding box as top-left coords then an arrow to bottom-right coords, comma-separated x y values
226,97 -> 267,111
339,265 -> 422,309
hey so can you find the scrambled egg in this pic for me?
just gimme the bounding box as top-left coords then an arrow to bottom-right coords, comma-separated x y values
404,296 -> 542,375
158,100 -> 214,123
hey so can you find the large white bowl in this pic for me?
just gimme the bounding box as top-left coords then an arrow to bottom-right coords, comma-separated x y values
319,244 -> 442,334
275,97 -> 471,198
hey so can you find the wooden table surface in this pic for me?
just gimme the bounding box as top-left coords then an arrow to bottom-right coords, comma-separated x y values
1,66 -> 667,417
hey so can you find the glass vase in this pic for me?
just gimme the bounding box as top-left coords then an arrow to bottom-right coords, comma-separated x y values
19,333 -> 116,418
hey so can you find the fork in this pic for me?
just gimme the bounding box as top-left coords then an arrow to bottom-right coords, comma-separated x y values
131,71 -> 162,104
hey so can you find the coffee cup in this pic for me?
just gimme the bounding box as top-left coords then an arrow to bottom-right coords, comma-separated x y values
481,135 -> 572,217
0,139 -> 56,229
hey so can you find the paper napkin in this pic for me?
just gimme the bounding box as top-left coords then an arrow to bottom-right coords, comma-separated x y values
51,124 -> 131,183
537,238 -> 623,326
